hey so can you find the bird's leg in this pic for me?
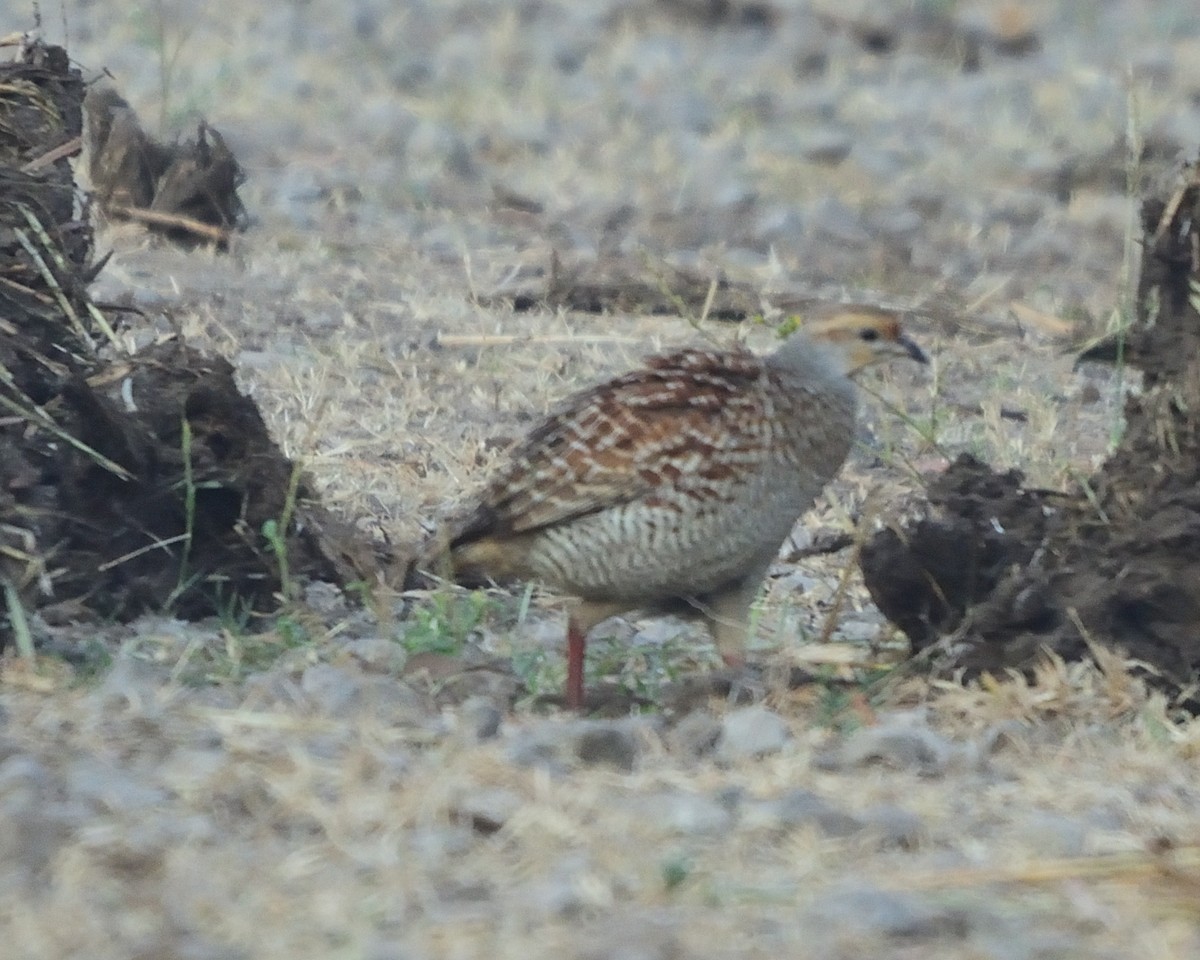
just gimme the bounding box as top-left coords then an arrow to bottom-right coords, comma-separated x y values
703,565 -> 776,702
699,562 -> 778,701
565,600 -> 629,711
565,614 -> 587,711
705,563 -> 771,667
707,598 -> 752,669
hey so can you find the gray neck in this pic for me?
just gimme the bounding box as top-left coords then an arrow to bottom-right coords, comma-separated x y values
764,334 -> 858,409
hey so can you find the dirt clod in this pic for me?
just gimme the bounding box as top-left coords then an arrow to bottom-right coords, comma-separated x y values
862,158 -> 1200,705
861,454 -> 1048,651
0,41 -> 374,650
85,85 -> 246,247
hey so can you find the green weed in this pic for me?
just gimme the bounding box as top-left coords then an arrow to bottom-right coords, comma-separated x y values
401,589 -> 492,655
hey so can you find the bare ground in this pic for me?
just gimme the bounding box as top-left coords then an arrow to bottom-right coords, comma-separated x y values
3,0 -> 1200,957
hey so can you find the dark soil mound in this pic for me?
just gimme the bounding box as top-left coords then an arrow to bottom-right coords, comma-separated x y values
861,159 -> 1200,706
0,41 -> 373,648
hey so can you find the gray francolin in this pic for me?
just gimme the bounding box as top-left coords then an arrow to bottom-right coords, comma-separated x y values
420,310 -> 927,709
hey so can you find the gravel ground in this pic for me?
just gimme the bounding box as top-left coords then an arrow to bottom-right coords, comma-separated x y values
2,0 -> 1200,957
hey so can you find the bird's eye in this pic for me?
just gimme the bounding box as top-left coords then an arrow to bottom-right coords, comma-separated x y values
858,328 -> 880,342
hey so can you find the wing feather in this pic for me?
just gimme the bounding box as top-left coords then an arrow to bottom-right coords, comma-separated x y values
450,348 -> 767,545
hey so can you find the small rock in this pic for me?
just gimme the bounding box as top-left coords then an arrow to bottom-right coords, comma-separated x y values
408,826 -> 475,862
805,884 -> 972,940
576,722 -> 639,771
773,568 -> 820,593
151,933 -> 247,960
1015,810 -> 1088,858
861,804 -> 925,849
0,754 -> 52,802
64,756 -> 167,814
775,788 -> 864,837
669,710 -> 722,758
981,721 -> 1026,756
1078,382 -> 1102,405
756,207 -> 808,248
798,128 -> 853,166
507,719 -> 645,772
454,787 -> 523,835
813,714 -> 965,776
870,206 -> 925,243
794,43 -> 829,77
345,636 -> 409,674
658,791 -> 733,836
272,163 -> 328,228
834,617 -> 881,644
578,913 -> 683,960
848,145 -> 913,181
0,754 -> 64,881
807,195 -> 873,246
240,667 -> 304,709
301,663 -> 365,714
96,649 -> 170,714
507,724 -> 572,773
363,940 -> 414,960
301,664 -> 430,722
511,851 -> 593,919
302,580 -> 347,616
741,788 -> 862,837
157,747 -> 228,797
458,696 -> 503,741
716,705 -> 790,761
989,188 -> 1051,228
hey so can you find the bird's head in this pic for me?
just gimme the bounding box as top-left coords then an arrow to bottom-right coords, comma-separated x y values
799,308 -> 929,377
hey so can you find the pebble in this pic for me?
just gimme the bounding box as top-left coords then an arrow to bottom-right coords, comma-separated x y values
804,884 -> 973,940
96,649 -> 172,715
772,788 -> 864,837
300,663 -> 366,715
656,790 -> 733,836
240,667 -> 305,710
834,617 -> 881,644
813,713 -> 971,776
454,787 -> 523,835
508,719 -> 644,772
0,754 -> 51,804
458,696 -> 503,742
302,580 -> 349,617
300,664 -> 430,722
64,756 -> 168,815
344,635 -> 409,674
1013,809 -> 1088,857
797,128 -> 853,166
363,942 -> 415,960
806,195 -> 874,247
668,710 -> 722,759
861,804 -> 926,849
577,913 -> 682,960
716,705 -> 790,761
575,722 -> 641,771
0,755 -> 63,884
408,826 -> 475,863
